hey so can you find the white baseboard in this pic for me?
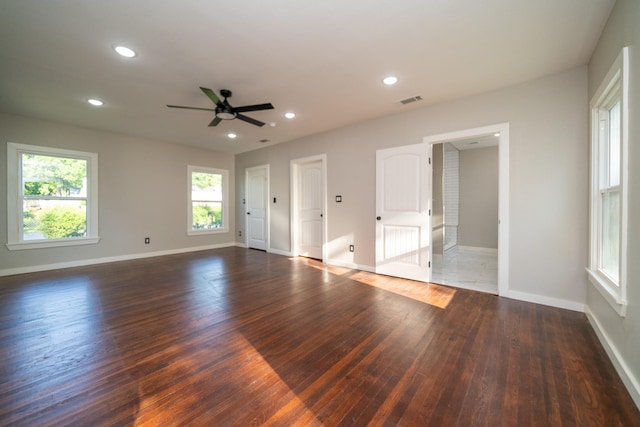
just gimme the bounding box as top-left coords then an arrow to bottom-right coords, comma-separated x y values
458,245 -> 498,254
505,290 -> 585,312
585,306 -> 640,410
0,242 -> 237,277
267,248 -> 293,257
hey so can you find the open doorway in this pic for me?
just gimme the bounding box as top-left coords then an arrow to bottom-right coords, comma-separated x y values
431,137 -> 498,293
424,123 -> 509,296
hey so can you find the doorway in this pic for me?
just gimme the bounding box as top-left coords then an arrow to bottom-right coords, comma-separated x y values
432,139 -> 498,294
424,123 -> 509,296
291,155 -> 326,260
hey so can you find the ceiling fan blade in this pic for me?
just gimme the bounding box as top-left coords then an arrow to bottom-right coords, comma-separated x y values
233,103 -> 274,113
236,114 -> 266,127
200,87 -> 222,106
208,116 -> 222,127
167,105 -> 216,111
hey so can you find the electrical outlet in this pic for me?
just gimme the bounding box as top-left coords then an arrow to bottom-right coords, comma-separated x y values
238,230 -> 242,237
145,237 -> 150,244
349,245 -> 354,252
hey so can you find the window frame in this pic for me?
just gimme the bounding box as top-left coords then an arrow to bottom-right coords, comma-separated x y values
587,47 -> 629,317
187,165 -> 229,235
6,143 -> 100,250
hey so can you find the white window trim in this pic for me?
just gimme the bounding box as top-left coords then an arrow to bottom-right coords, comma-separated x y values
6,143 -> 100,250
187,165 -> 229,235
587,47 -> 628,317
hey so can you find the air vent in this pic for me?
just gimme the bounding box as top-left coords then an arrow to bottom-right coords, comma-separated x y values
399,95 -> 423,105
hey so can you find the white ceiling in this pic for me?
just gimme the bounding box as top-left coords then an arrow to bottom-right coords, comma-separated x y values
0,0 -> 614,155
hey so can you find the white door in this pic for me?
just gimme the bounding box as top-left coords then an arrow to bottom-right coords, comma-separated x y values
246,165 -> 268,250
296,160 -> 324,259
376,144 -> 430,282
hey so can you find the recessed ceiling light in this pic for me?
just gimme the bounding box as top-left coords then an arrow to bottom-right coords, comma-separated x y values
383,76 -> 398,85
227,133 -> 237,139
88,98 -> 103,106
284,112 -> 296,119
113,45 -> 136,58
494,133 -> 500,137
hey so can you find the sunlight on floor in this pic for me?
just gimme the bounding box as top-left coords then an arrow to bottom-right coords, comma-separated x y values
133,334 -> 321,426
348,271 -> 456,309
291,257 -> 353,276
290,257 -> 456,309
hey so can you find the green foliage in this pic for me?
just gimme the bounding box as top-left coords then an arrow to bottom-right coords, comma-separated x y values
22,154 -> 86,196
24,181 -> 57,196
192,172 -> 221,190
38,207 -> 86,238
193,203 -> 222,229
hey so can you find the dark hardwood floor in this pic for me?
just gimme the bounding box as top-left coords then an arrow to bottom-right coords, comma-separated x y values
0,247 -> 638,426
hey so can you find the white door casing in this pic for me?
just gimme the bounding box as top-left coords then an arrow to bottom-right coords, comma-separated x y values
246,165 -> 269,250
423,123 -> 509,296
375,144 -> 430,282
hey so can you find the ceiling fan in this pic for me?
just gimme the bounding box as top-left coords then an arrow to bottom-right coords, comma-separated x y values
167,87 -> 274,127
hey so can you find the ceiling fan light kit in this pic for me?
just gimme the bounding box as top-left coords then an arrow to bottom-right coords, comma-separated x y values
167,87 -> 274,128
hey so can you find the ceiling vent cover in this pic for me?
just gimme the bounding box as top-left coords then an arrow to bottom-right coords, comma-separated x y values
399,95 -> 423,105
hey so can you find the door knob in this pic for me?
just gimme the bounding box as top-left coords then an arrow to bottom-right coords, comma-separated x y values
247,212 -> 251,215
376,216 -> 382,220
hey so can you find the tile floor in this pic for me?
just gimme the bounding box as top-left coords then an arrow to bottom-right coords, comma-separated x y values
432,246 -> 498,294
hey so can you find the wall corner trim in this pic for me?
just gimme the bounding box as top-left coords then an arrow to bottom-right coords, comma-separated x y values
585,306 -> 640,410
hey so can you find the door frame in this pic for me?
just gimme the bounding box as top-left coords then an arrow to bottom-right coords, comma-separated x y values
290,154 -> 327,261
245,164 -> 270,251
423,123 -> 509,296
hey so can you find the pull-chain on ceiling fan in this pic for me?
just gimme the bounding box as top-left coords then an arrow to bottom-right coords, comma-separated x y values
167,87 -> 274,127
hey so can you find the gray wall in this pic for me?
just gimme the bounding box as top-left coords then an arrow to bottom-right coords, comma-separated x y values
236,65 -> 588,307
459,146 -> 498,249
0,113 -> 236,273
586,0 -> 640,405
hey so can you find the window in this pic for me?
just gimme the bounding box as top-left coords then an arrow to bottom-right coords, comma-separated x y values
7,143 -> 99,250
588,47 -> 628,316
188,166 -> 229,234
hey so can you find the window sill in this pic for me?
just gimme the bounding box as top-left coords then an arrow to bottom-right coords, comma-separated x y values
587,268 -> 627,317
187,228 -> 229,236
7,237 -> 100,251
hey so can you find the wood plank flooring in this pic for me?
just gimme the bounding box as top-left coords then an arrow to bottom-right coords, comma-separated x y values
0,247 -> 638,426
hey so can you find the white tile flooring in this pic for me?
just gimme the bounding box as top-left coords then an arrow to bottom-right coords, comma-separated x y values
431,246 -> 498,294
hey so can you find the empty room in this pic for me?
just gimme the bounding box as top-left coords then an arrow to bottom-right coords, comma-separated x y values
1,1 -> 639,425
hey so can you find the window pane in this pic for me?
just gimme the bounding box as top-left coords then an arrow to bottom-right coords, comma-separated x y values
23,199 -> 87,240
191,172 -> 222,202
192,202 -> 223,230
22,154 -> 87,197
601,190 -> 620,283
608,100 -> 621,187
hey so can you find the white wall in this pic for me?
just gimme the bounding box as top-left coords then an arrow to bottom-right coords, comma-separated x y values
235,65 -> 588,308
586,0 -> 640,407
459,146 -> 499,249
0,113 -> 236,274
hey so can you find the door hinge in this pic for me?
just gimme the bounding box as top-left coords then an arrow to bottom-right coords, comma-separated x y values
428,261 -> 431,268
428,209 -> 431,216
429,157 -> 431,165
